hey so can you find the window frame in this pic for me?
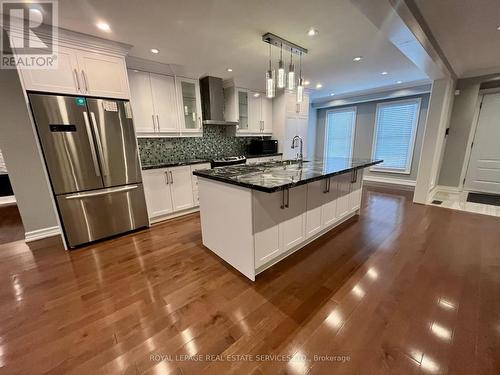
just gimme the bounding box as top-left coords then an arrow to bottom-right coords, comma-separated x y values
370,98 -> 421,175
323,106 -> 357,160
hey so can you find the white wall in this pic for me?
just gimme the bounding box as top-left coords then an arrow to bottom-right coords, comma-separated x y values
0,69 -> 59,236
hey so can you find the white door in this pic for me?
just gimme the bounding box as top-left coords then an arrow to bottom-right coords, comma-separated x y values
20,46 -> 80,95
306,180 -> 324,239
281,185 -> 307,251
248,92 -> 262,133
335,173 -> 351,219
262,97 -> 273,133
322,178 -> 338,227
253,190 -> 283,268
142,168 -> 174,218
76,51 -> 129,99
169,166 -> 195,211
128,70 -> 156,133
177,77 -> 202,132
465,93 -> 500,194
150,73 -> 179,133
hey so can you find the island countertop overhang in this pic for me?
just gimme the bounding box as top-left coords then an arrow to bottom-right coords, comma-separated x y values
193,158 -> 383,193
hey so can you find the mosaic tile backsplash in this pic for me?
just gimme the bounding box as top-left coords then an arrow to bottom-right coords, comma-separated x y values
138,125 -> 269,166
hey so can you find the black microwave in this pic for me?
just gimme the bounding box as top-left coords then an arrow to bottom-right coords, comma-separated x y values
247,139 -> 278,155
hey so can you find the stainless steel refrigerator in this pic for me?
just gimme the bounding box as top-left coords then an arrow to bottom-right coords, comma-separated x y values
29,93 -> 149,248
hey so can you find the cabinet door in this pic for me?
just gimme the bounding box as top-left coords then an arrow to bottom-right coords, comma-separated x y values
248,92 -> 262,133
306,180 -> 324,239
142,168 -> 174,218
349,169 -> 363,212
253,190 -> 283,268
21,46 -> 80,95
299,93 -> 310,117
150,73 -> 179,133
76,51 -> 129,99
169,166 -> 194,211
128,70 -> 156,133
177,77 -> 202,132
322,178 -> 339,227
262,97 -> 273,133
281,185 -> 307,251
335,173 -> 351,219
237,90 -> 249,131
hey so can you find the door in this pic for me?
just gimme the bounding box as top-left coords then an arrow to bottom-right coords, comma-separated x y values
281,185 -> 307,251
28,93 -> 104,194
465,93 -> 500,194
248,92 -> 262,133
169,166 -> 195,211
262,97 -> 273,133
177,78 -> 202,132
21,46 -> 80,95
128,70 -> 156,133
76,51 -> 130,99
150,73 -> 179,132
142,168 -> 174,218
57,184 -> 148,248
86,99 -> 143,188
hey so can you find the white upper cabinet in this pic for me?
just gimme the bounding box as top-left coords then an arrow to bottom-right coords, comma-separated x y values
20,46 -> 129,99
177,77 -> 203,132
128,70 -> 155,133
76,51 -> 130,99
262,97 -> 273,134
248,92 -> 263,133
150,73 -> 179,133
237,89 -> 249,131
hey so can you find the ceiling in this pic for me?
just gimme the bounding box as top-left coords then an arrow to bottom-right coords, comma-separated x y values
414,0 -> 500,78
54,0 -> 429,99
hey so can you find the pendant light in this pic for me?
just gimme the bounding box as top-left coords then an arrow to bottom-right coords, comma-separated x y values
297,52 -> 304,103
287,49 -> 295,90
266,43 -> 275,98
277,43 -> 286,89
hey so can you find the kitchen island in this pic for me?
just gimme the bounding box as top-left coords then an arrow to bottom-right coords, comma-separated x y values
193,158 -> 382,281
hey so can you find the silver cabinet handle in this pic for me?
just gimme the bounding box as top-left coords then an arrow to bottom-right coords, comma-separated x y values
81,70 -> 88,93
73,69 -> 81,92
169,171 -> 173,184
156,115 -> 160,132
164,171 -> 169,184
89,112 -> 109,177
65,185 -> 138,200
82,112 -> 101,177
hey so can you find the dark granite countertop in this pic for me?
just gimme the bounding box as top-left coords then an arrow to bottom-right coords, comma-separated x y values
192,158 -> 383,193
141,153 -> 283,170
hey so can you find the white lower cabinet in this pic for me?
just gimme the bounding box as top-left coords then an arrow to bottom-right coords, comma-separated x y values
143,163 -> 210,221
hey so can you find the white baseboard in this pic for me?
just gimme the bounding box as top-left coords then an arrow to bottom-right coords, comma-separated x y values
25,226 -> 60,242
0,195 -> 16,206
149,206 -> 200,224
363,175 -> 416,189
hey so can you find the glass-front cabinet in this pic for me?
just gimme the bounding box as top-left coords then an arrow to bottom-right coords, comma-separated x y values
238,90 -> 249,131
177,77 -> 202,133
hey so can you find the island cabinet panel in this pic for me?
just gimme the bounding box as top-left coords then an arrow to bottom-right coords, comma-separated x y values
281,185 -> 307,251
306,180 -> 324,239
349,169 -> 363,212
322,178 -> 339,227
336,173 -> 352,218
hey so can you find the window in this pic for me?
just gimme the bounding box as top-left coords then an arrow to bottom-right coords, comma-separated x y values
371,98 -> 421,174
324,107 -> 356,159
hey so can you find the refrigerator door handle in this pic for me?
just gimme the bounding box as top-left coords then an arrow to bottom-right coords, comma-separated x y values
82,112 -> 101,177
89,112 -> 109,177
65,185 -> 139,200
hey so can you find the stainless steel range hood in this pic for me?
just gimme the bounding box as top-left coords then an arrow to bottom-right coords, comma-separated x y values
200,76 -> 238,126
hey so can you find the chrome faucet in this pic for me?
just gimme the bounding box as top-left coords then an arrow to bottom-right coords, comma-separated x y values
291,135 -> 303,164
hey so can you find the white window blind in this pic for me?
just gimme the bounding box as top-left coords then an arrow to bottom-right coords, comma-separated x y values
324,107 -> 356,159
372,99 -> 421,174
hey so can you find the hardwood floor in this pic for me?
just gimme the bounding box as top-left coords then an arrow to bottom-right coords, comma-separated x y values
0,186 -> 499,374
0,204 -> 24,244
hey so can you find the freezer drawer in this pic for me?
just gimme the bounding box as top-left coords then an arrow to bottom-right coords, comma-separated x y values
56,184 -> 148,248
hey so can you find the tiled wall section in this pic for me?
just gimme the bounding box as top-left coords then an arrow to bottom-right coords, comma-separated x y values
138,125 -> 268,165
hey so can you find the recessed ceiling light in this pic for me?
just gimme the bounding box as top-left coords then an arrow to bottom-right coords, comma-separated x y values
330,93 -> 335,96
381,71 -> 388,75
253,93 -> 260,98
396,80 -> 403,84
315,83 -> 322,89
226,68 -> 233,72
497,25 -> 500,30
151,48 -> 159,54
303,80 -> 310,86
307,28 -> 318,36
353,56 -> 363,62
96,22 -> 111,32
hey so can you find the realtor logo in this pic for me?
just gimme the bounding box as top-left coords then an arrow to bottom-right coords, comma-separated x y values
1,0 -> 58,69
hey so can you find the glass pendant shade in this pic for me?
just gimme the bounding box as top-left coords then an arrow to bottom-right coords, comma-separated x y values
297,78 -> 304,103
277,60 -> 285,89
287,63 -> 295,90
266,69 -> 275,98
